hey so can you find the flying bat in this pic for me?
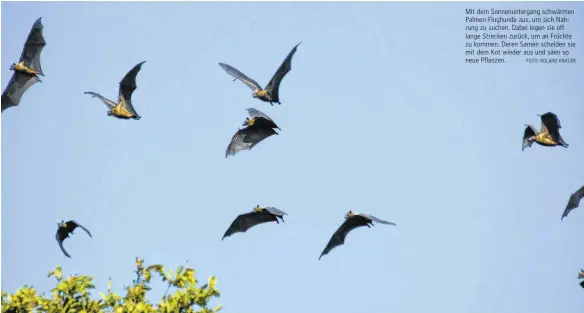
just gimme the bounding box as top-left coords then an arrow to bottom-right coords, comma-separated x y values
56,220 -> 92,258
222,205 -> 287,240
84,61 -> 146,120
225,108 -> 280,158
522,112 -> 569,151
319,211 -> 395,260
1,17 -> 46,112
561,185 -> 584,221
218,41 -> 301,105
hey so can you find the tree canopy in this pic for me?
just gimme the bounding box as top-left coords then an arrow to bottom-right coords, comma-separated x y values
1,257 -> 223,313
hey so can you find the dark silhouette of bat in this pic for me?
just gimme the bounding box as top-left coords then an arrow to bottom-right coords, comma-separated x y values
56,220 -> 92,258
522,112 -> 569,151
225,108 -> 280,158
1,17 -> 46,112
84,61 -> 146,120
218,42 -> 301,105
579,270 -> 584,288
222,205 -> 287,240
561,185 -> 584,221
319,211 -> 395,260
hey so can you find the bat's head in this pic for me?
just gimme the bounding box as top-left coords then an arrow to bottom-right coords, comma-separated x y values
345,211 -> 354,219
9,63 -> 16,71
243,117 -> 255,127
253,205 -> 264,212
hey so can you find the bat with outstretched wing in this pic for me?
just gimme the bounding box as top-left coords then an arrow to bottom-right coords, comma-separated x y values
222,205 -> 287,240
562,185 -> 584,221
55,220 -> 92,258
218,42 -> 301,105
84,61 -> 145,120
1,17 -> 46,112
225,108 -> 279,158
319,211 -> 395,260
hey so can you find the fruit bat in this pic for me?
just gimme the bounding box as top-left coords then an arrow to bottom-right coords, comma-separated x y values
1,17 -> 46,112
225,108 -> 280,158
56,220 -> 92,258
84,61 -> 146,120
561,185 -> 584,221
522,112 -> 569,150
222,205 -> 287,240
319,211 -> 395,260
218,42 -> 301,105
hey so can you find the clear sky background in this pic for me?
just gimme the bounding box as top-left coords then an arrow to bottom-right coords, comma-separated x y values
1,1 -> 583,313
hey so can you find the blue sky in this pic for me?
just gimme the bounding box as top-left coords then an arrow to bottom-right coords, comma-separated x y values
1,1 -> 583,312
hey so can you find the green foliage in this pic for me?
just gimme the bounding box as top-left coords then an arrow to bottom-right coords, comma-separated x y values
1,258 -> 223,313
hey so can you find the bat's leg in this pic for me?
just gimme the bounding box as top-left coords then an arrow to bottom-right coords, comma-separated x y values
232,78 -> 237,82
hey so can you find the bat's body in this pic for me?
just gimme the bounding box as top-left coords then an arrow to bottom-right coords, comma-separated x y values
84,61 -> 146,120
319,211 -> 395,260
522,112 -> 569,151
55,220 -> 92,258
218,42 -> 301,105
1,17 -> 46,112
561,185 -> 584,221
222,205 -> 287,240
225,108 -> 280,158
579,270 -> 584,288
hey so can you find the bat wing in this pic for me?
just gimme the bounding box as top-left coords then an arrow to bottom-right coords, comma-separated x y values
225,127 -> 278,158
358,214 -> 396,226
580,280 -> 584,288
522,125 -> 537,151
319,216 -> 370,260
264,207 -> 287,218
118,61 -> 146,117
247,108 -> 280,129
562,185 -> 584,221
83,92 -> 116,109
1,71 -> 41,112
218,62 -> 262,92
264,42 -> 301,104
222,211 -> 278,240
68,220 -> 92,237
19,17 -> 46,75
540,112 -> 563,143
247,108 -> 274,121
55,230 -> 71,258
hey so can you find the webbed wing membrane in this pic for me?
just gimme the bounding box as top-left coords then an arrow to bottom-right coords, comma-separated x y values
264,207 -> 287,218
522,125 -> 537,151
580,280 -> 584,288
218,62 -> 262,92
358,214 -> 396,226
222,211 -> 279,240
68,220 -> 92,238
1,72 -> 40,112
539,112 -> 567,145
247,108 -> 280,129
319,216 -> 370,260
56,231 -> 71,258
20,17 -> 46,75
225,127 -> 278,158
562,185 -> 584,221
118,61 -> 146,117
83,92 -> 116,109
264,42 -> 301,104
